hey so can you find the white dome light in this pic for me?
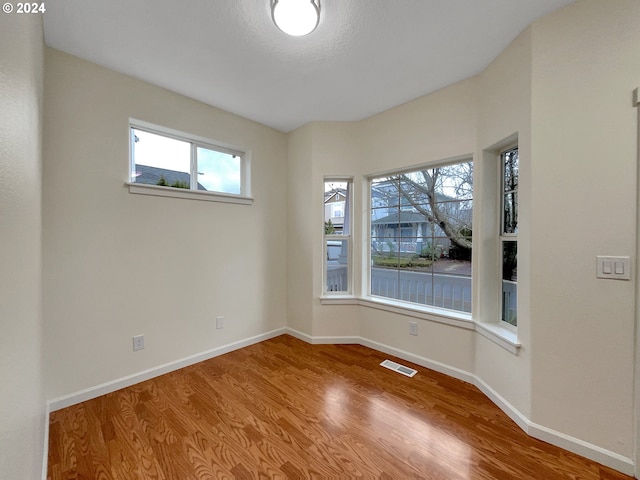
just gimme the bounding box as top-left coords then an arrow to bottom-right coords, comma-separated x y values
271,0 -> 320,37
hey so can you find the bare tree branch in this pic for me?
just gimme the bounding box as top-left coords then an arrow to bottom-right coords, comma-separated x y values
398,169 -> 472,250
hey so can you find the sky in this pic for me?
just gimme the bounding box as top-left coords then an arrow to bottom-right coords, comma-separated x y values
132,129 -> 241,194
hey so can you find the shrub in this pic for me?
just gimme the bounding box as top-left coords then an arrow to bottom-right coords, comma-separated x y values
171,180 -> 189,189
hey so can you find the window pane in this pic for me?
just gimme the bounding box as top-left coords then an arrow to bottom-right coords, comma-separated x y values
324,181 -> 349,234
371,206 -> 402,241
503,191 -> 518,234
132,129 -> 191,188
397,174 -> 430,205
370,254 -> 401,300
431,163 -> 473,200
196,146 -> 241,194
326,239 -> 349,292
371,177 -> 400,208
502,241 -> 517,326
445,237 -> 472,263
503,148 -> 519,192
370,159 -> 472,313
371,206 -> 393,229
502,147 -> 519,234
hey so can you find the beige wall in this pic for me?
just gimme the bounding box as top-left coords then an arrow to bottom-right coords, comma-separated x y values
475,26 -> 533,418
286,124 -> 315,335
286,0 -> 639,466
287,122 -> 362,338
35,0 -> 639,473
310,122 -> 361,338
0,13 -> 46,480
529,0 -> 638,457
356,80 -> 479,373
43,49 -> 288,399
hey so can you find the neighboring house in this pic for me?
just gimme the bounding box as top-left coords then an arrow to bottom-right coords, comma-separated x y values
324,188 -> 346,233
370,181 -> 471,256
135,164 -> 207,190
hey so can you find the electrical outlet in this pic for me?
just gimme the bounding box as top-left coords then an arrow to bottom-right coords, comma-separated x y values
216,316 -> 224,329
409,322 -> 418,336
132,334 -> 145,351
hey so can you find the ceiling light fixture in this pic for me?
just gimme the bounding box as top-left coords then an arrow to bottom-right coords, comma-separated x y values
271,0 -> 320,37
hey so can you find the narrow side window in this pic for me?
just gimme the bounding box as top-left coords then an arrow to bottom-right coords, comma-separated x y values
324,179 -> 352,295
500,147 -> 518,326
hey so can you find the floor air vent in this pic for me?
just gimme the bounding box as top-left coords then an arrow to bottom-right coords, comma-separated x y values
380,359 -> 417,377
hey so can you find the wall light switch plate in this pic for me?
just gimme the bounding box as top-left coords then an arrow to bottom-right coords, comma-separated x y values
596,256 -> 631,280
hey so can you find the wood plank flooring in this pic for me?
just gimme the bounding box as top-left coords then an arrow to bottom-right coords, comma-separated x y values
47,335 -> 633,479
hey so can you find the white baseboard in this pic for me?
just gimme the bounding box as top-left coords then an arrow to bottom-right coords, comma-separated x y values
474,376 -> 530,433
475,372 -> 633,475
41,402 -> 50,480
358,337 -> 476,385
48,328 -> 286,412
288,329 -> 635,476
45,327 -> 635,476
526,422 -> 634,476
286,328 -> 360,345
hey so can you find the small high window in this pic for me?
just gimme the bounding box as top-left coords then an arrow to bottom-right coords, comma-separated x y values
128,121 -> 250,203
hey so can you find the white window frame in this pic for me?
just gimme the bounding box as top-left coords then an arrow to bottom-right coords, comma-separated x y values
365,156 -> 473,319
323,178 -> 353,297
499,145 -> 518,330
126,119 -> 252,205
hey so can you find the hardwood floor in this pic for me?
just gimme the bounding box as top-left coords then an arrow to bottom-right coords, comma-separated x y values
47,335 -> 633,479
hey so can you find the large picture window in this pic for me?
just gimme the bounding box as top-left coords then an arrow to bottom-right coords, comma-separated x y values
369,160 -> 473,313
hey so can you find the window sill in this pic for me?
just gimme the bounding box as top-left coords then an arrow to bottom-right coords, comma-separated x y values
126,183 -> 253,205
320,295 -> 359,305
475,322 -> 521,355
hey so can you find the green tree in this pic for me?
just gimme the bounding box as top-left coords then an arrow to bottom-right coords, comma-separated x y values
324,219 -> 336,234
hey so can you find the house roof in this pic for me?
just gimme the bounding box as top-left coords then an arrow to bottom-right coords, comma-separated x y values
372,211 -> 429,226
324,189 -> 347,203
134,165 -> 206,190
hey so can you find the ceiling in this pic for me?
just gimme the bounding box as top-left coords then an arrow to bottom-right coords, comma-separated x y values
43,0 -> 575,133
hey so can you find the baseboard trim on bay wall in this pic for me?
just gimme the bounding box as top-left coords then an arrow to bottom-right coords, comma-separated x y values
295,330 -> 635,476
45,327 -> 635,476
286,328 -> 360,345
47,327 -> 286,412
41,403 -> 50,480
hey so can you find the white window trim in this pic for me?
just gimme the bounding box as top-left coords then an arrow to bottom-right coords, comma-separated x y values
323,177 -> 353,296
365,156 -> 473,312
127,119 -> 252,205
499,145 -> 518,330
476,321 -> 521,354
320,156 -> 521,355
125,182 -> 253,204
